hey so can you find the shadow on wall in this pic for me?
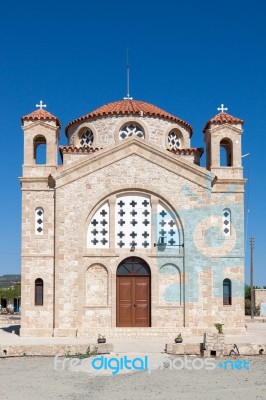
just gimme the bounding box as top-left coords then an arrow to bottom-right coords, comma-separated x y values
0,325 -> 20,335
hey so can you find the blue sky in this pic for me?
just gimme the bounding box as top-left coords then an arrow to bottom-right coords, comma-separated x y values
0,0 -> 265,285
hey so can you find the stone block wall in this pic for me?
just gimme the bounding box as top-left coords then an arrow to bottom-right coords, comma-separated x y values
254,289 -> 266,307
67,115 -> 191,152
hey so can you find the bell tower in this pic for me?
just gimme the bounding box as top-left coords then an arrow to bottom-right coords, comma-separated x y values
203,104 -> 244,179
20,102 -> 60,337
21,101 -> 61,177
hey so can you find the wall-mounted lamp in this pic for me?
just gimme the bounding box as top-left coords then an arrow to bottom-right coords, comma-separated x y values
154,236 -> 184,248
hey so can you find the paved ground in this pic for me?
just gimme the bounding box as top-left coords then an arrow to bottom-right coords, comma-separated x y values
0,319 -> 266,353
0,355 -> 265,400
1,317 -> 266,399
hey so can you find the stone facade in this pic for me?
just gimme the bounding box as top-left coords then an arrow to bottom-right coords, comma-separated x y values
254,289 -> 266,308
19,100 -> 246,338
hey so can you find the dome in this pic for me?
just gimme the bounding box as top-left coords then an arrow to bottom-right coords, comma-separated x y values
65,99 -> 193,135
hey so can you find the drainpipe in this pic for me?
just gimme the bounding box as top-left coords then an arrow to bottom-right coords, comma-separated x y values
183,240 -> 186,327
53,184 -> 56,336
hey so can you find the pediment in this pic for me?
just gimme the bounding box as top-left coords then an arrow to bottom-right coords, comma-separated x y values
22,120 -> 58,132
53,138 -> 214,189
207,123 -> 242,135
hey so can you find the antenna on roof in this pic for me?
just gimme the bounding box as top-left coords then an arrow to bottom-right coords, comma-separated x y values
124,48 -> 133,100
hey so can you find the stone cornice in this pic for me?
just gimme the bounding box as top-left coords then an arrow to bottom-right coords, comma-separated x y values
215,178 -> 246,184
21,254 -> 54,257
19,176 -> 55,191
212,178 -> 246,193
19,177 -> 49,183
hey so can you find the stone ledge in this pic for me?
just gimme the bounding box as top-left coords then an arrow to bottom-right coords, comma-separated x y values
166,344 -> 200,355
166,342 -> 266,357
0,343 -> 113,358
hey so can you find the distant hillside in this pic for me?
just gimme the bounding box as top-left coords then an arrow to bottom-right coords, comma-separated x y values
0,275 -> 21,288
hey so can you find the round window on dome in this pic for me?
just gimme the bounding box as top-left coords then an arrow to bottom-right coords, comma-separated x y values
79,129 -> 94,148
119,124 -> 144,140
168,130 -> 181,150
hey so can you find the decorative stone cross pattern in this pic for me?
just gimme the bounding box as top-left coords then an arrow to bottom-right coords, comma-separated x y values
36,100 -> 47,110
115,195 -> 151,249
217,104 -> 228,113
88,202 -> 109,248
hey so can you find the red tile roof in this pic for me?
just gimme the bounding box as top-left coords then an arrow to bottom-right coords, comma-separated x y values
65,99 -> 193,135
203,112 -> 243,133
21,109 -> 61,128
59,146 -> 102,154
167,148 -> 204,156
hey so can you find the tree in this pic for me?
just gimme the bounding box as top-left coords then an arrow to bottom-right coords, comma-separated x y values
245,284 -> 261,300
0,284 -> 21,299
245,284 -> 251,300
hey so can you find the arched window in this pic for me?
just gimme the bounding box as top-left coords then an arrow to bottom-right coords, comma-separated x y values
119,124 -> 144,140
157,202 -> 180,248
223,208 -> 231,236
117,257 -> 150,276
34,136 -> 46,164
87,202 -> 109,248
87,195 -> 180,250
168,130 -> 181,150
35,278 -> 43,306
220,138 -> 233,166
79,129 -> 94,148
223,278 -> 232,305
35,207 -> 44,235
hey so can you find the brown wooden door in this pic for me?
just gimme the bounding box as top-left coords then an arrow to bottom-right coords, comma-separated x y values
116,276 -> 150,327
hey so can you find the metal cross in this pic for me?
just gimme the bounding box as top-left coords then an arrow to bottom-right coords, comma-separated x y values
217,104 -> 228,113
36,100 -> 47,110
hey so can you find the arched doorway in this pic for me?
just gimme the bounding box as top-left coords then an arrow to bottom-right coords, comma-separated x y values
116,257 -> 151,327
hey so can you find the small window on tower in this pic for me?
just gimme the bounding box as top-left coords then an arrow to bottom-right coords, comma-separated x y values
220,138 -> 233,166
35,278 -> 43,306
223,208 -> 231,236
168,130 -> 181,150
35,207 -> 44,235
79,129 -> 94,148
223,278 -> 232,305
34,135 -> 46,164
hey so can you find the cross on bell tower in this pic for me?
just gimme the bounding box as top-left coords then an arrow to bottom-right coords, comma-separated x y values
217,104 -> 228,113
36,100 -> 47,110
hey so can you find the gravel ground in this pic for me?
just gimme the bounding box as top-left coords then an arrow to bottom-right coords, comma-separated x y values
0,356 -> 266,400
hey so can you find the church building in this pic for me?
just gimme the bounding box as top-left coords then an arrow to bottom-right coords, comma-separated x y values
20,98 -> 245,337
